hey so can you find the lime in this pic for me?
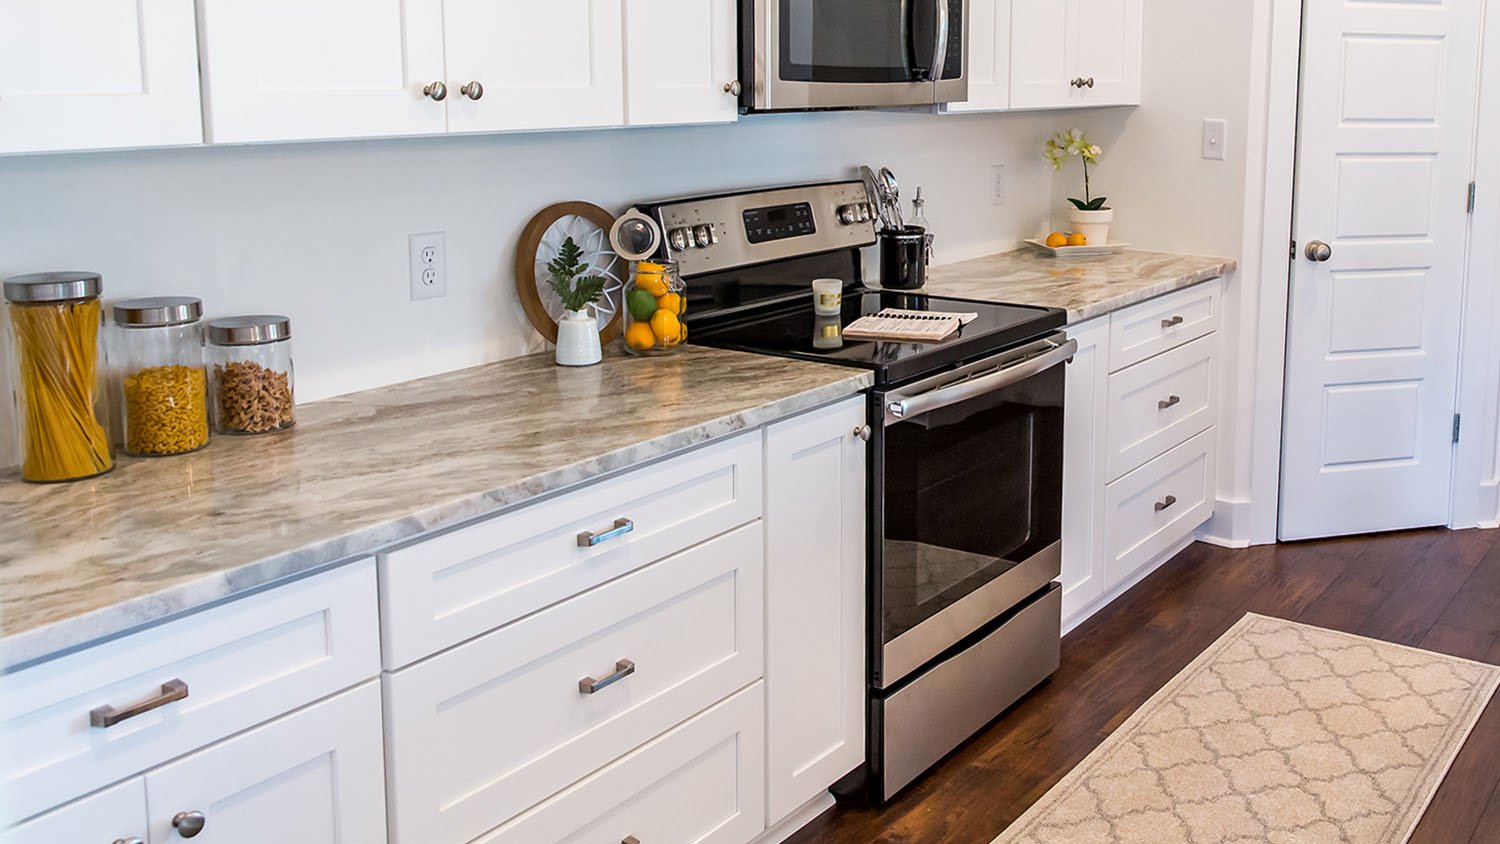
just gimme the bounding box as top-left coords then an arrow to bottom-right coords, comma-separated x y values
627,289 -> 659,322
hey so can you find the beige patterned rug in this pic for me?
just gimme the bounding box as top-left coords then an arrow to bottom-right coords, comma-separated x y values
994,614 -> 1500,844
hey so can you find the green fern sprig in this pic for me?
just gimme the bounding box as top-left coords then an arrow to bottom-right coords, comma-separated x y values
546,237 -> 608,313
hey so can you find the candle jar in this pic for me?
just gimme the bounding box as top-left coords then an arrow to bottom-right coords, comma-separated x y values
111,297 -> 209,457
621,261 -> 687,356
207,315 -> 296,435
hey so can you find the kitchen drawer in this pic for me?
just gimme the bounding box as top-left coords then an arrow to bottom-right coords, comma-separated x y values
473,682 -> 766,844
1108,279 -> 1222,372
383,523 -> 764,844
380,431 -> 763,669
0,778 -> 145,844
1106,333 -> 1219,480
1105,429 -> 1216,587
0,560 -> 379,826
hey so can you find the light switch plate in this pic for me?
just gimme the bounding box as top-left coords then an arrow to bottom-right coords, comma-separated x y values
1201,118 -> 1228,161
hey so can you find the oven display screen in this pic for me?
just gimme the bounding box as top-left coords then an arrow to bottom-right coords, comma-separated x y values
744,202 -> 816,244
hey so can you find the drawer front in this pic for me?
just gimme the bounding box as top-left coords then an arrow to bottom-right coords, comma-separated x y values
1108,279 -> 1222,371
380,431 -> 763,669
0,560 -> 380,826
1105,429 -> 1216,586
474,683 -> 766,844
1106,333 -> 1219,480
0,777 -> 145,844
384,523 -> 765,844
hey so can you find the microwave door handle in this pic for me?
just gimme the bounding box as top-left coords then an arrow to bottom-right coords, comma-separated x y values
901,0 -> 918,80
886,339 -> 1078,423
931,0 -> 951,83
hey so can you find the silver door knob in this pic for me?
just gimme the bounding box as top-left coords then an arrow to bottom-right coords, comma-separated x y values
724,80 -> 742,96
1304,240 -> 1332,262
854,425 -> 872,442
172,811 -> 206,838
460,81 -> 484,100
423,81 -> 447,102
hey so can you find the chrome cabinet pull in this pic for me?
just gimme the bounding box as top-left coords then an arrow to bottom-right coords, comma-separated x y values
1158,395 -> 1181,410
460,80 -> 484,100
854,425 -> 872,442
1084,76 -> 1096,88
723,80 -> 742,96
579,659 -> 636,694
171,812 -> 206,838
1069,77 -> 1082,88
578,518 -> 634,547
1161,315 -> 1185,329
423,81 -> 447,101
113,839 -> 145,844
89,679 -> 188,728
1155,495 -> 1178,512
623,838 -> 642,844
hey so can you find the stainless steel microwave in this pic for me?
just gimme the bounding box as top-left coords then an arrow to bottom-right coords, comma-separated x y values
741,0 -> 969,112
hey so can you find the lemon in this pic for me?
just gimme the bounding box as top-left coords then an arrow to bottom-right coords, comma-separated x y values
1045,231 -> 1068,248
625,322 -> 657,351
650,310 -> 684,347
635,273 -> 669,297
627,289 -> 659,322
635,261 -> 666,274
656,292 -> 686,316
1067,232 -> 1088,246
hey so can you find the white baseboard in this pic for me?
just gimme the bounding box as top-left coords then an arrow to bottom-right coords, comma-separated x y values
1199,497 -> 1265,547
752,792 -> 836,844
1063,532 -> 1196,635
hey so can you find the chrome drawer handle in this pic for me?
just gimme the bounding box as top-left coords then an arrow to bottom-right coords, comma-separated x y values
422,81 -> 447,102
578,518 -> 634,547
1161,315 -> 1185,329
580,659 -> 636,694
89,679 -> 188,728
1155,495 -> 1178,512
171,811 -> 206,838
624,838 -> 642,844
1158,395 -> 1181,410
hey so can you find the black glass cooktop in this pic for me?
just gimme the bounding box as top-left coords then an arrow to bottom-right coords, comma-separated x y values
689,288 -> 1066,387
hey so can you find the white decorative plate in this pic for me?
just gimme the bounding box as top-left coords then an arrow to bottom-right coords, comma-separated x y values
1024,238 -> 1132,258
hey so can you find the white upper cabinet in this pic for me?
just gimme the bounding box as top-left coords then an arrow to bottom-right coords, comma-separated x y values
623,0 -> 739,126
945,0 -> 1012,113
1010,0 -> 1140,110
196,0 -> 447,143
0,0 -> 203,154
444,0 -> 624,133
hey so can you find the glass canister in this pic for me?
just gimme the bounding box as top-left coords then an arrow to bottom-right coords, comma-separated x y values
621,260 -> 687,356
206,315 -> 295,435
111,297 -> 210,457
3,272 -> 115,482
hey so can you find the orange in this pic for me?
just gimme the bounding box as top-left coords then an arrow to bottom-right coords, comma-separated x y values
1066,232 -> 1088,246
1044,231 -> 1068,248
656,292 -> 686,315
635,273 -> 669,297
650,310 -> 684,347
625,322 -> 657,351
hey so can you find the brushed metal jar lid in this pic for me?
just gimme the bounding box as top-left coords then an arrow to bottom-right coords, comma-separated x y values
3,272 -> 103,304
207,314 -> 292,346
114,296 -> 203,328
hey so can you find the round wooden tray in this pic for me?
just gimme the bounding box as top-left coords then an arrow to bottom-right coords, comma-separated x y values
515,202 -> 625,346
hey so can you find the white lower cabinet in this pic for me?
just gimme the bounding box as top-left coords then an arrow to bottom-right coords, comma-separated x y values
143,681 -> 387,844
0,779 -> 146,844
763,396 -> 868,825
1060,317 -> 1110,621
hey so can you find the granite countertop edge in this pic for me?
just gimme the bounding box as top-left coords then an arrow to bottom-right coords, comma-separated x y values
1064,257 -> 1239,323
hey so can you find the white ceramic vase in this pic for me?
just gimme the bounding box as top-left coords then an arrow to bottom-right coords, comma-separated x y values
1068,208 -> 1115,247
555,308 -> 603,367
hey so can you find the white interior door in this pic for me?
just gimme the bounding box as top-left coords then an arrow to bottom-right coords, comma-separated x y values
1280,0 -> 1480,540
196,0 -> 446,143
623,0 -> 738,126
0,0 -> 203,153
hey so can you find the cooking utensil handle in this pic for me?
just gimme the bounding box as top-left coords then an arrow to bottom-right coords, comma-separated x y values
887,339 -> 1078,422
90,679 -> 189,728
931,0 -> 951,83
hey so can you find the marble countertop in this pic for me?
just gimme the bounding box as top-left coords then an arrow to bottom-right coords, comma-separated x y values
916,248 -> 1238,323
0,347 -> 871,668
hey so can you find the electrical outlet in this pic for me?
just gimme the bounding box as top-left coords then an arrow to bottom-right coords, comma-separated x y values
409,232 -> 446,301
990,165 -> 1008,206
1202,118 -> 1228,161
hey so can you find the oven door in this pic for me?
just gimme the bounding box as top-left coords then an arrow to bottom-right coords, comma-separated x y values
871,334 -> 1074,689
748,0 -> 968,111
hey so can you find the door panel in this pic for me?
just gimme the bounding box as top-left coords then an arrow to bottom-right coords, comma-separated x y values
1280,0 -> 1480,540
624,0 -> 738,126
197,0 -> 446,142
1073,0 -> 1141,105
1009,0 -> 1071,108
0,0 -> 202,152
945,0 -> 1011,112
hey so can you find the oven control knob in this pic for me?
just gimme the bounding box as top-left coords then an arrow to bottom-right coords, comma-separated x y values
693,224 -> 715,248
839,205 -> 858,225
857,203 -> 872,223
668,227 -> 692,251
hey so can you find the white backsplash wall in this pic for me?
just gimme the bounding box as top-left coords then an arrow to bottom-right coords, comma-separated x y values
0,110 -> 1058,468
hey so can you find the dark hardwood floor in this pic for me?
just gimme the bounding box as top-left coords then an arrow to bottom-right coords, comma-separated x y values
787,529 -> 1500,844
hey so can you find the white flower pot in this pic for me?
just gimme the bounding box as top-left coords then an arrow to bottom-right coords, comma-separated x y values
555,308 -> 603,367
1067,208 -> 1114,247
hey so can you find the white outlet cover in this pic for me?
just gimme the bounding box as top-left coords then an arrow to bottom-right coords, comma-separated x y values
1201,118 -> 1228,161
991,164 -> 1008,206
409,232 -> 446,301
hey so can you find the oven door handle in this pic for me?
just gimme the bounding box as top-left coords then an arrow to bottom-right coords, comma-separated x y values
885,338 -> 1077,423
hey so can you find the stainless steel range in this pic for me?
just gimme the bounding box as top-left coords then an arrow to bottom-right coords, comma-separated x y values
634,181 -> 1070,803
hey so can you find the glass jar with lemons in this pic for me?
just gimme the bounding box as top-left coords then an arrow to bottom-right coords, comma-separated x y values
622,260 -> 687,356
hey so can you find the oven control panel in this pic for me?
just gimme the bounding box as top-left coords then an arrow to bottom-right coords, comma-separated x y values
641,181 -> 877,278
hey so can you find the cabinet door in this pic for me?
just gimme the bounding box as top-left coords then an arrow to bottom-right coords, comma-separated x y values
764,397 -> 867,825
0,778 -> 146,844
1072,0 -> 1141,105
624,0 -> 738,126
945,0 -> 1011,113
1060,318 -> 1109,626
444,0 -> 624,133
143,682 -> 386,844
0,0 -> 202,153
1009,0 -> 1073,109
196,0 -> 446,143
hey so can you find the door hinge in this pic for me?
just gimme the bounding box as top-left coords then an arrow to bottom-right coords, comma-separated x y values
1289,238 -> 1297,260
1454,413 -> 1462,444
1468,182 -> 1477,214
